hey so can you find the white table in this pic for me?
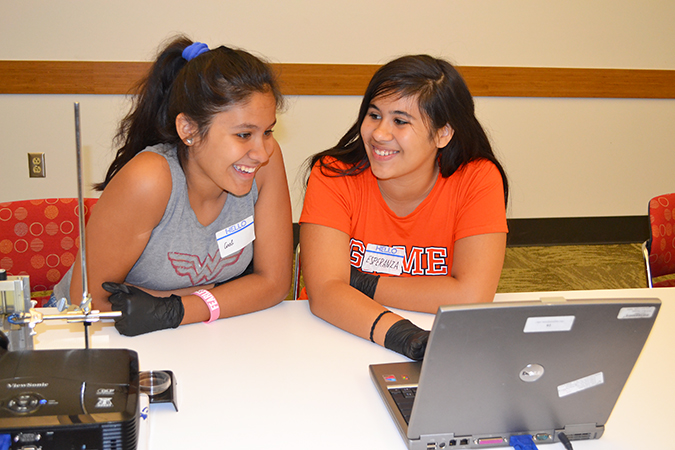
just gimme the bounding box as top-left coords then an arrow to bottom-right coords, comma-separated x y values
33,288 -> 675,449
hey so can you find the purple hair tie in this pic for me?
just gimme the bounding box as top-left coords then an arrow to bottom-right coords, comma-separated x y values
182,42 -> 209,61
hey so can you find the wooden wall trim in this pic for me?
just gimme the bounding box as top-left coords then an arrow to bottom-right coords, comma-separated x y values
1,61 -> 151,95
2,61 -> 675,98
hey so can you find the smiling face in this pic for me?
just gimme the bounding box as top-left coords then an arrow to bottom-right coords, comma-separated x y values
179,91 -> 278,197
360,94 -> 453,188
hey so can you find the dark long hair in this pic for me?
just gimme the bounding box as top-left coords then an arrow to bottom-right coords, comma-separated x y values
95,35 -> 283,190
307,55 -> 508,204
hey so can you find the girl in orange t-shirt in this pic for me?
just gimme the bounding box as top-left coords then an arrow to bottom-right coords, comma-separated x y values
299,55 -> 508,360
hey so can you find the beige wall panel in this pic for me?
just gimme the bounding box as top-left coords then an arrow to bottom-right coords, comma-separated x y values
1,0 -> 674,219
1,1 -> 674,68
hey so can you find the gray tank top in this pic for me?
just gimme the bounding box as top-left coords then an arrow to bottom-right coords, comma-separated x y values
54,143 -> 257,300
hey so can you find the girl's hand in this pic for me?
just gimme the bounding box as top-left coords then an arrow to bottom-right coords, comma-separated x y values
103,282 -> 184,336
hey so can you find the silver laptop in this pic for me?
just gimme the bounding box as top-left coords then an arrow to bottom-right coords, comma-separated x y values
370,298 -> 660,449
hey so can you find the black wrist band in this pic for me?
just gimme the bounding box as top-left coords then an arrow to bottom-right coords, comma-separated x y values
370,310 -> 393,343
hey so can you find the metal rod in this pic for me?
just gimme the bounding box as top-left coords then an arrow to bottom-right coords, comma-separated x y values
9,310 -> 122,324
74,102 -> 94,349
7,309 -> 122,339
84,322 -> 90,349
74,103 -> 90,313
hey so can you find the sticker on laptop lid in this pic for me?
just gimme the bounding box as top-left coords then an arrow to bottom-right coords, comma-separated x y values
557,372 -> 604,398
523,316 -> 575,333
617,306 -> 656,320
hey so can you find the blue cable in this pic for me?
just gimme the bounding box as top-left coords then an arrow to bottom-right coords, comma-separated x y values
0,434 -> 11,450
509,434 -> 539,450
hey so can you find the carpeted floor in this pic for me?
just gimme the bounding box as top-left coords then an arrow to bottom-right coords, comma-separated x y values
289,243 -> 651,299
497,243 -> 647,293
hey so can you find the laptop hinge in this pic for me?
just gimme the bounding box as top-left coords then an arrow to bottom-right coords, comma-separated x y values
539,296 -> 567,303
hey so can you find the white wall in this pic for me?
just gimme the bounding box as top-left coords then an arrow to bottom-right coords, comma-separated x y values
1,0 -> 674,219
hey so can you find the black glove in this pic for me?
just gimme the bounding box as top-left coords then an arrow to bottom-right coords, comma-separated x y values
102,282 -> 185,337
0,330 -> 9,355
350,266 -> 380,299
384,319 -> 430,361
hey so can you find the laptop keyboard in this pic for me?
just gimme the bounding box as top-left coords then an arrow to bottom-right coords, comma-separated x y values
388,387 -> 417,424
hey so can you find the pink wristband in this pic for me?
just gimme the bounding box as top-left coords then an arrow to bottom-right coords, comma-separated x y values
193,289 -> 220,324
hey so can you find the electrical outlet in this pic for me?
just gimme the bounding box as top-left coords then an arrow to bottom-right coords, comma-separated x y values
28,153 -> 46,178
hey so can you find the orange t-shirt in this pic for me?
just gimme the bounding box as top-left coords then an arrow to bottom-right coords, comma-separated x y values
300,158 -> 507,278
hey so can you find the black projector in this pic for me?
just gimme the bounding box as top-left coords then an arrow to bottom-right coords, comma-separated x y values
0,349 -> 139,450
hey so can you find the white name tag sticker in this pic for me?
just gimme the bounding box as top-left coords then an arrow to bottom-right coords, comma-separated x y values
557,372 -> 604,398
361,243 -> 404,276
523,316 -> 575,333
216,215 -> 255,258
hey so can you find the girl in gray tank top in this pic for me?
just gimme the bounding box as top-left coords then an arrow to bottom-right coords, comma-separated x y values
56,37 -> 292,336
123,143 -> 257,291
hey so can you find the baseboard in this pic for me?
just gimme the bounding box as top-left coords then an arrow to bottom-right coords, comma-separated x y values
507,216 -> 649,246
294,216 -> 650,249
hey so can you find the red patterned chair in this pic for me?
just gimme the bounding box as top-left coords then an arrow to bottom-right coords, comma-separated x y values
642,193 -> 675,288
0,198 -> 98,305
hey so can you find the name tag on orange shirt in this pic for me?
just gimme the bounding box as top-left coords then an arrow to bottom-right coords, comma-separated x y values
361,243 -> 404,276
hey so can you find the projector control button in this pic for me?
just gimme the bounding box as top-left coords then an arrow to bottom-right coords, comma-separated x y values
7,393 -> 41,414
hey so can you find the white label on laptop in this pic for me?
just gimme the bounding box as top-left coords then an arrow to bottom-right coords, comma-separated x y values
617,306 -> 656,319
557,372 -> 604,398
216,215 -> 255,258
523,316 -> 575,333
361,244 -> 404,275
